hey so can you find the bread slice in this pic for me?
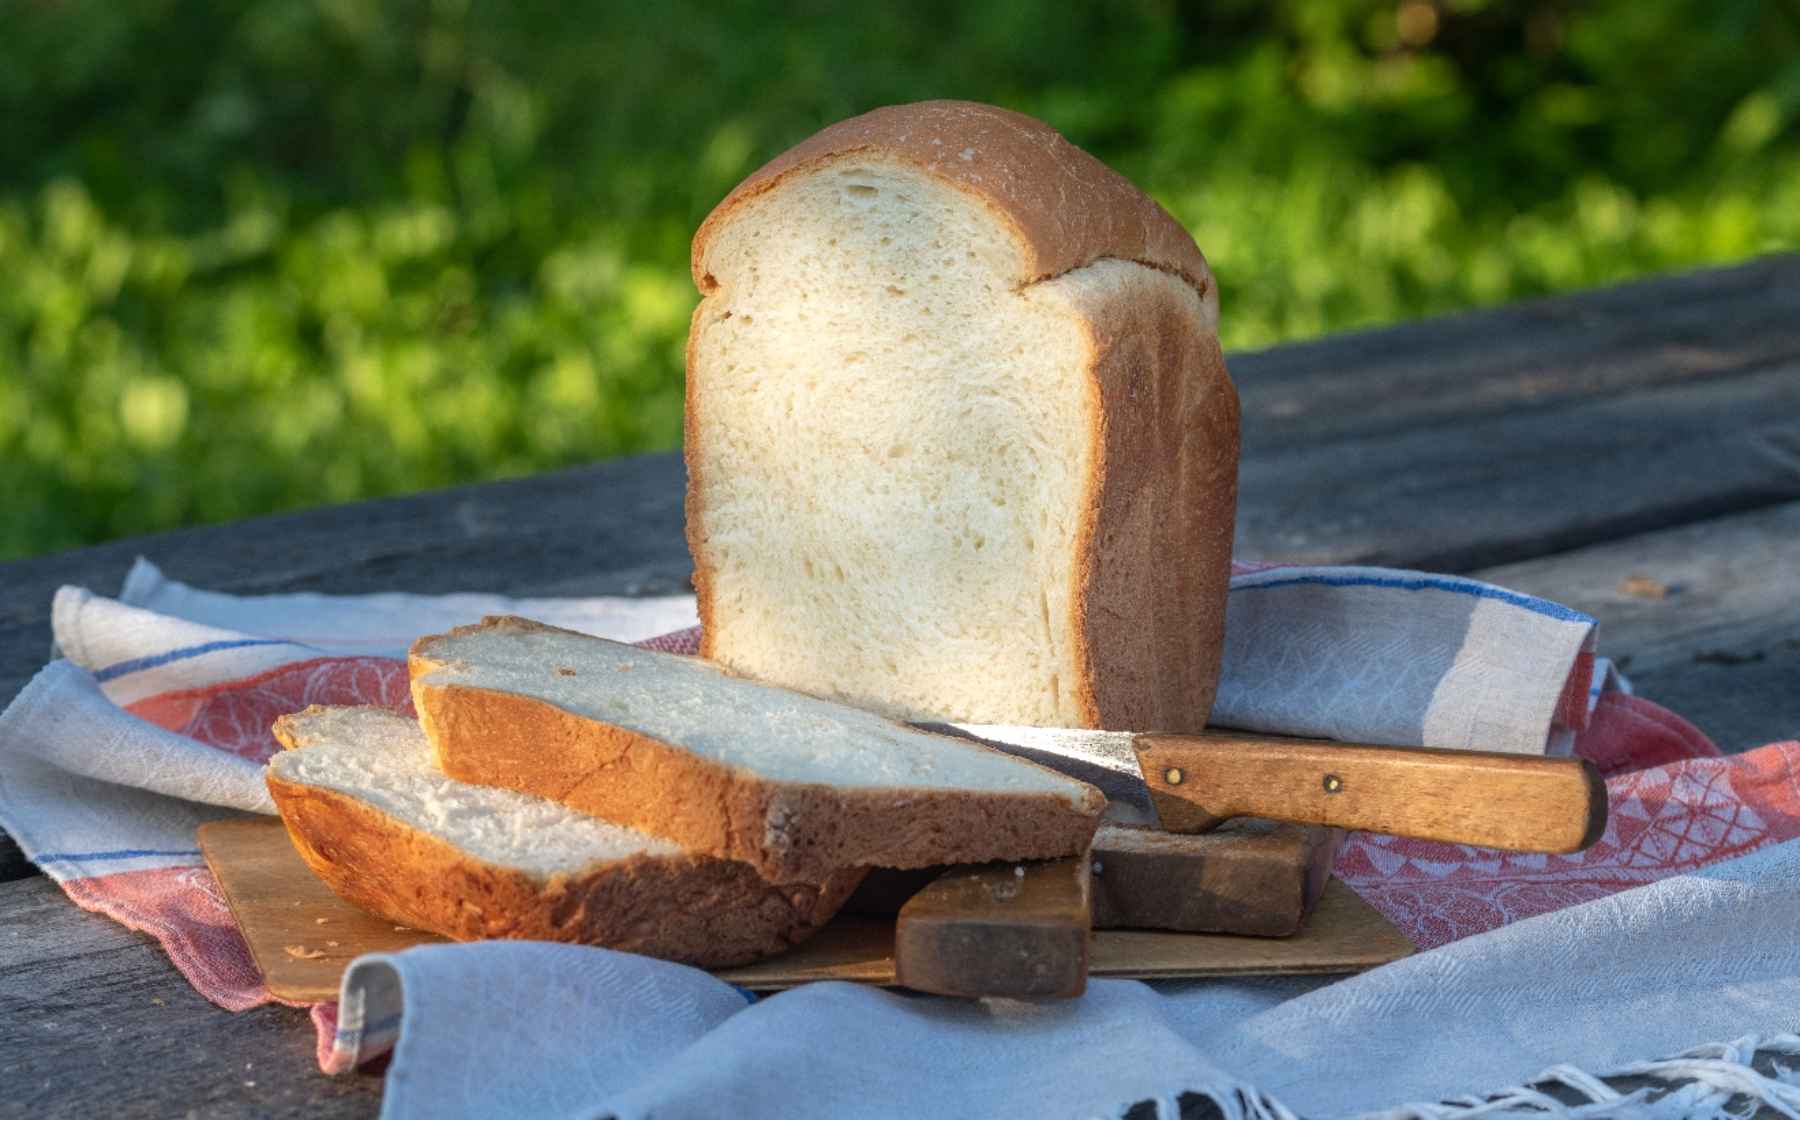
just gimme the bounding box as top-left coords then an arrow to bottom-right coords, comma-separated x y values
684,100 -> 1239,734
407,616 -> 1105,883
266,704 -> 864,967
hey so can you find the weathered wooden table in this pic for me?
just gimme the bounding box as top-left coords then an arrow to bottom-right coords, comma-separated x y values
2,257 -> 1796,1117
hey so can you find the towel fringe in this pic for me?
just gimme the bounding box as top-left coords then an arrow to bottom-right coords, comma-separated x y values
1378,1033 -> 1800,1119
1120,1036 -> 1800,1119
1123,1081 -> 1300,1119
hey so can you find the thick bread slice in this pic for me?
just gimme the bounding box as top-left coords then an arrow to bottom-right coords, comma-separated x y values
685,99 -> 1239,733
266,705 -> 864,967
407,616 -> 1106,883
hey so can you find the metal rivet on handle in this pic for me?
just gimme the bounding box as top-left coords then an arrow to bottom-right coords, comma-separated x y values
1164,767 -> 1184,786
1323,773 -> 1344,794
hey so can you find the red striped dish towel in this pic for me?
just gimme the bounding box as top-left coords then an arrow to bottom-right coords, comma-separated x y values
0,557 -> 1794,1075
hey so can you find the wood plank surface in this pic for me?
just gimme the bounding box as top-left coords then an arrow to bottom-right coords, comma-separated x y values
0,875 -> 383,1119
1231,255 -> 1800,449
1475,500 -> 1800,753
1230,253 -> 1800,567
1237,361 -> 1800,570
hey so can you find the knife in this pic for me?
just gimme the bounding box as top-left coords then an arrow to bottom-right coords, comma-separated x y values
916,724 -> 1608,853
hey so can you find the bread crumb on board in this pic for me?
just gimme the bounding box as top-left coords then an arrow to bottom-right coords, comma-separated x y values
283,944 -> 326,960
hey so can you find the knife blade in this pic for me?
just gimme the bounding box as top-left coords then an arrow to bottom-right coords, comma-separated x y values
915,723 -> 1607,854
913,722 -> 1163,825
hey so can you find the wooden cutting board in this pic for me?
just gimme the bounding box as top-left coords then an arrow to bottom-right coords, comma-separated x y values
200,818 -> 1414,1003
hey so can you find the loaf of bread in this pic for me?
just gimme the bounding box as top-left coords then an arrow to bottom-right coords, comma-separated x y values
407,616 -> 1105,883
266,704 -> 863,966
684,99 -> 1239,733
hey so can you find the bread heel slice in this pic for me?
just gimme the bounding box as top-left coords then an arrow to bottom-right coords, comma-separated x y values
407,616 -> 1105,884
267,705 -> 864,968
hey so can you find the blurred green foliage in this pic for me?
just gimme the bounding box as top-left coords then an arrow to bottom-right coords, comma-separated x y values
3,0 -> 1798,558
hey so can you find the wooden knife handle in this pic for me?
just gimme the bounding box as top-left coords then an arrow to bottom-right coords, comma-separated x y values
894,855 -> 1090,999
1134,731 -> 1607,854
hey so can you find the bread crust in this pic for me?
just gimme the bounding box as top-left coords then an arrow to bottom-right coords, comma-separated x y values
682,297 -> 719,662
686,100 -> 1238,731
1066,272 -> 1240,732
691,100 -> 1213,298
409,618 -> 1106,884
267,712 -> 864,968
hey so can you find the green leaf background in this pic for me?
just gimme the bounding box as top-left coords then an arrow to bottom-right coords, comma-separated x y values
3,0 -> 1797,558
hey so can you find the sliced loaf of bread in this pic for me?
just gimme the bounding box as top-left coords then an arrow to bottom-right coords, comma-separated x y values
407,616 -> 1105,883
685,100 -> 1239,733
266,704 -> 864,967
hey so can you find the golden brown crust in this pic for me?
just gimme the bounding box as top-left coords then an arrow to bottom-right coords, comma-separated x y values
408,618 -> 1106,883
1066,274 -> 1240,733
682,298 -> 719,661
266,762 -> 864,969
691,100 -> 1213,298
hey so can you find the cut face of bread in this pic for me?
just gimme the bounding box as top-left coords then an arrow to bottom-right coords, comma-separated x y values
271,705 -> 685,873
267,705 -> 863,967
690,160 -> 1093,725
686,102 -> 1239,734
408,616 -> 1105,883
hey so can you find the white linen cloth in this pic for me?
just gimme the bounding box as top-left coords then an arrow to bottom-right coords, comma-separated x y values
339,837 -> 1800,1118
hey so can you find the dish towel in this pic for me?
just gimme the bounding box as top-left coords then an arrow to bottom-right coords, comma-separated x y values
0,557 -> 1796,1117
